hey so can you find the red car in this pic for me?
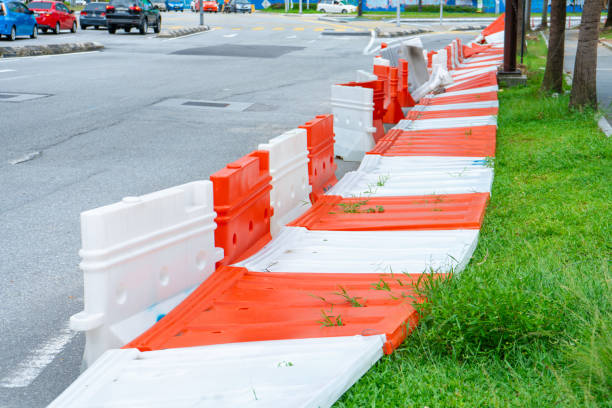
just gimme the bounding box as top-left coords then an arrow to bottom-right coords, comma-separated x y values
192,0 -> 218,12
28,1 -> 77,34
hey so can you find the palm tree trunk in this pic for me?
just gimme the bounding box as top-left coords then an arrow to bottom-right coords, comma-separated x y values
541,0 -> 548,27
605,0 -> 611,27
541,0 -> 567,93
569,0 -> 602,109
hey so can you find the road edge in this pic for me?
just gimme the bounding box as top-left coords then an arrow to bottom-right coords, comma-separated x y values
0,42 -> 103,58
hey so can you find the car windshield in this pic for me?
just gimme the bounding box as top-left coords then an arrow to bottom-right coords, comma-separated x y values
85,3 -> 107,9
110,0 -> 139,6
28,1 -> 52,8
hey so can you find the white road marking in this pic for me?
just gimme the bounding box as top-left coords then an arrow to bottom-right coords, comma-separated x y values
0,69 -> 16,73
223,33 -> 238,38
286,35 -> 297,39
0,323 -> 77,388
9,151 -> 42,165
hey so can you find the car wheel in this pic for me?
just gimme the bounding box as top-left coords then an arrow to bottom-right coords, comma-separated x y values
108,24 -> 116,34
71,21 -> 77,33
31,25 -> 38,39
139,19 -> 147,34
153,18 -> 161,33
319,8 -> 325,12
55,22 -> 60,34
8,26 -> 16,41
42,28 -> 48,33
124,26 -> 131,32
94,25 -> 99,29
81,24 -> 88,30
341,8 -> 347,13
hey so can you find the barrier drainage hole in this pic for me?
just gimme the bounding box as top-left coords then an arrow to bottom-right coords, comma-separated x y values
232,233 -> 237,246
323,162 -> 326,170
238,307 -> 249,311
212,331 -> 223,334
249,221 -> 253,232
264,208 -> 268,219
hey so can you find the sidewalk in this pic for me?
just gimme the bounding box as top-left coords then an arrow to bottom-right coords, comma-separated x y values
564,29 -> 612,123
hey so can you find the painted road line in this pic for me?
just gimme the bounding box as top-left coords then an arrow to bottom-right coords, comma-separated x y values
253,26 -> 265,31
0,323 -> 77,388
293,27 -> 305,31
314,27 -> 324,32
272,27 -> 285,30
0,69 -> 16,73
224,33 -> 238,37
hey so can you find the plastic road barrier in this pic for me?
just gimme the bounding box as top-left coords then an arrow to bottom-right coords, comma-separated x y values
379,39 -> 429,93
481,13 -> 505,37
419,91 -> 498,105
410,100 -> 499,112
369,126 -> 497,157
398,59 -> 416,108
299,115 -> 338,202
411,65 -> 453,102
50,335 -> 386,408
125,267 -> 425,354
236,227 -> 480,275
396,115 -> 498,131
340,79 -> 386,141
288,193 -> 489,232
326,156 -> 494,197
70,181 -> 224,367
258,129 -> 312,238
211,151 -> 273,268
382,67 -> 404,125
405,107 -> 499,120
446,72 -> 499,92
331,84 -> 377,162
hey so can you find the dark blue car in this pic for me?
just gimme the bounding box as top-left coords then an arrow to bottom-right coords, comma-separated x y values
0,1 -> 38,40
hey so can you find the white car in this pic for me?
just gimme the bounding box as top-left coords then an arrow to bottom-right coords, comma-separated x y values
317,0 -> 356,13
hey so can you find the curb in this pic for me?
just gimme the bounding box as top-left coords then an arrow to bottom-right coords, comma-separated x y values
598,115 -> 612,137
157,25 -> 209,38
599,39 -> 612,51
321,29 -> 371,36
452,24 -> 488,31
375,27 -> 432,38
0,42 -> 103,58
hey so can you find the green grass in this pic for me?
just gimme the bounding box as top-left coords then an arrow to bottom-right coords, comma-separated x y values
335,37 -> 611,407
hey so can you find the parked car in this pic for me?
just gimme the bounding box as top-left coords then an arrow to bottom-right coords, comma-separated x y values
105,0 -> 160,34
28,1 -> 76,33
191,0 -> 216,12
165,0 -> 184,11
316,0 -> 355,13
224,0 -> 250,13
151,0 -> 165,11
79,1 -> 107,29
74,0 -> 86,5
0,1 -> 38,40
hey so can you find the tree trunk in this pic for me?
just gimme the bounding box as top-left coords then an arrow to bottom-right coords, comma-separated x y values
542,0 -> 548,27
541,0 -> 567,92
418,0 -> 422,12
569,0 -> 602,109
517,0 -> 524,49
605,0 -> 611,27
357,0 -> 362,16
526,0 -> 532,30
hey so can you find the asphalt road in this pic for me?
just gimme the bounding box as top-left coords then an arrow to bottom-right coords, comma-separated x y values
0,14 -> 475,407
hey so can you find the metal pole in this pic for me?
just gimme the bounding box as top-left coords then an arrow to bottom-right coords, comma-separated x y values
285,0 -> 288,12
299,0 -> 302,13
396,0 -> 400,27
199,0 -> 203,25
503,0 -> 518,72
520,0 -> 526,64
439,0 -> 443,25
495,0 -> 499,14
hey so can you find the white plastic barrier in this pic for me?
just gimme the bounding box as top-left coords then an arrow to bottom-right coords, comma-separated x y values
258,129 -> 311,237
396,115 -> 498,131
432,49 -> 447,69
356,69 -> 377,82
430,85 -> 499,98
484,31 -> 505,45
411,65 -> 453,102
452,66 -> 499,81
326,158 -> 494,197
452,41 -> 461,69
236,227 -> 480,275
49,335 -> 385,408
70,181 -> 224,367
331,84 -> 376,162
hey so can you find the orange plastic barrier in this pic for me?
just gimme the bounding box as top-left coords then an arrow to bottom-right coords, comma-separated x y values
382,67 -> 404,124
420,91 -> 498,105
456,38 -> 464,63
462,43 -> 493,59
339,80 -> 386,142
481,13 -> 505,37
445,45 -> 453,71
427,50 -> 436,68
446,72 -> 498,92
124,267 -> 426,355
405,107 -> 498,120
211,151 -> 273,267
398,59 -> 416,108
299,115 -> 338,202
368,126 -> 497,157
288,193 -> 489,231
373,63 -> 390,109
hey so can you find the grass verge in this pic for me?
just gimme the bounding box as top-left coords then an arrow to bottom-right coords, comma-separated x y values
335,37 -> 611,407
